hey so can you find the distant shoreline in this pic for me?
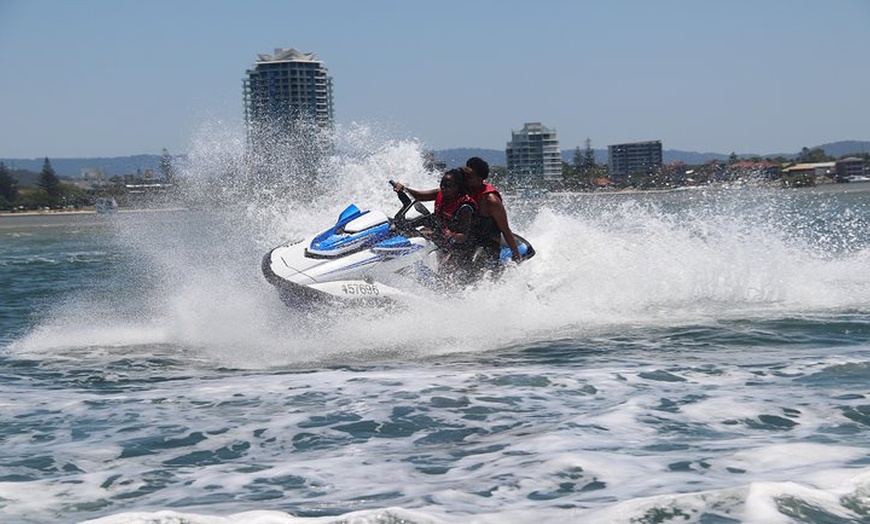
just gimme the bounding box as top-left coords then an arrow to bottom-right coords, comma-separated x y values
1,181 -> 866,226
0,207 -> 187,217
0,210 -> 105,230
0,209 -> 98,217
0,207 -> 187,230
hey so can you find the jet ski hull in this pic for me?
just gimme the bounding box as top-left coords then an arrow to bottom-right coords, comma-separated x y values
261,190 -> 535,308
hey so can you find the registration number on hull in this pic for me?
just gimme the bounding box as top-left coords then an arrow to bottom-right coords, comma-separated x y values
341,283 -> 380,296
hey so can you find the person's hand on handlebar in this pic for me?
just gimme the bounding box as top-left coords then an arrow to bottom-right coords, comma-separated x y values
391,181 -> 437,202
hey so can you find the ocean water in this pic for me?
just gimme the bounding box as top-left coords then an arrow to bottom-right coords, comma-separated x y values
1,141 -> 870,523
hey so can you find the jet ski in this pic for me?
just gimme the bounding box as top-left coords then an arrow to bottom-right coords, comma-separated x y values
261,181 -> 535,307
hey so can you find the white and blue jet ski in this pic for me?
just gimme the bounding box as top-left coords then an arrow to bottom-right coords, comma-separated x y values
261,181 -> 535,306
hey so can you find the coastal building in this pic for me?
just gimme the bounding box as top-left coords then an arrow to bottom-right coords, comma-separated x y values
725,160 -> 781,182
243,48 -> 334,145
607,140 -> 663,183
781,161 -> 836,185
506,122 -> 562,180
836,157 -> 866,181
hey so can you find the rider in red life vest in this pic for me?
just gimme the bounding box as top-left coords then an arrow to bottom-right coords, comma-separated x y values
391,168 -> 478,274
465,157 -> 521,262
433,169 -> 476,248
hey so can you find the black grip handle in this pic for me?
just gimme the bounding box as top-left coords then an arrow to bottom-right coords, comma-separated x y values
389,180 -> 411,206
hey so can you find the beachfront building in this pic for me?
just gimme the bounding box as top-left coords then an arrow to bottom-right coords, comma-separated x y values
243,48 -> 334,146
506,122 -> 563,180
242,48 -> 335,182
243,48 -> 333,131
781,161 -> 836,186
836,157 -> 867,181
607,140 -> 663,184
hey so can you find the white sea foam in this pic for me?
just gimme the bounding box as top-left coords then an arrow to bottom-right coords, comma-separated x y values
3,123 -> 870,524
8,123 -> 870,368
2,345 -> 869,522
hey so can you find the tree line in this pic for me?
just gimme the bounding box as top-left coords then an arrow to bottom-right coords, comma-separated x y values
0,149 -> 177,211
0,157 -> 92,210
552,144 -> 867,191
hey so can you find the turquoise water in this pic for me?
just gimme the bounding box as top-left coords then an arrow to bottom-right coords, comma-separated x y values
1,182 -> 869,524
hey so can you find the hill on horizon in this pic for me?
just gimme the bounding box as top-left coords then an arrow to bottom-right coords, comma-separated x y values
3,141 -> 867,178
2,155 -> 162,179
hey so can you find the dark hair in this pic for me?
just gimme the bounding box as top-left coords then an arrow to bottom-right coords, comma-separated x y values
466,157 -> 490,179
443,168 -> 470,194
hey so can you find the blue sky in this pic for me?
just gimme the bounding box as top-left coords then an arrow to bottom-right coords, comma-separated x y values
1,0 -> 868,159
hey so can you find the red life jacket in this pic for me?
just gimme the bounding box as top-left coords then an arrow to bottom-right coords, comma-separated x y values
434,192 -> 476,238
469,183 -> 501,207
467,183 -> 503,250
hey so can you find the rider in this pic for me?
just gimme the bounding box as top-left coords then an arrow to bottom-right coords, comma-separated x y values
433,168 -> 477,249
392,168 -> 477,274
464,157 -> 521,263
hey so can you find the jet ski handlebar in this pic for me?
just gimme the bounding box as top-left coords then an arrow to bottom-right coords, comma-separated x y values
388,180 -> 434,235
389,180 -> 412,207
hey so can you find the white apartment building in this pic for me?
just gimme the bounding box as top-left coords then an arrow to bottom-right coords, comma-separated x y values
506,122 -> 563,180
243,48 -> 334,140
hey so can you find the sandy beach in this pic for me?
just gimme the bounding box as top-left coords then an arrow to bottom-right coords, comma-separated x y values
0,210 -> 109,230
0,208 -> 188,231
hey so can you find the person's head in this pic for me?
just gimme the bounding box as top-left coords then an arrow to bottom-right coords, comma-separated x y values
465,157 -> 489,189
466,157 -> 489,179
440,168 -> 468,199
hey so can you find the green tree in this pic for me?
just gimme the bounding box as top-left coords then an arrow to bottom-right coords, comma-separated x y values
0,161 -> 18,207
38,157 -> 61,199
796,147 -> 830,163
16,187 -> 54,209
58,182 -> 88,207
563,148 -> 584,189
582,138 -> 596,169
159,147 -> 175,183
571,146 -> 584,173
564,139 -> 599,190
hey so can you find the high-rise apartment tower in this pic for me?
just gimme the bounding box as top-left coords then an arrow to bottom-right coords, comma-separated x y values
607,140 -> 663,182
506,122 -> 562,180
243,48 -> 334,143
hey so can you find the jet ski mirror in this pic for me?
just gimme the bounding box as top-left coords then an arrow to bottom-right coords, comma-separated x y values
414,202 -> 430,216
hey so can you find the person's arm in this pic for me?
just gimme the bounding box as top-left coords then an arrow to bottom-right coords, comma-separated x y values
483,194 -> 521,261
392,182 -> 438,202
445,204 -> 474,244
